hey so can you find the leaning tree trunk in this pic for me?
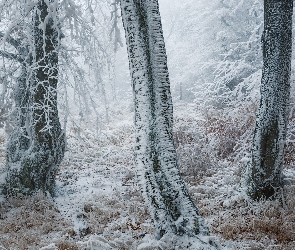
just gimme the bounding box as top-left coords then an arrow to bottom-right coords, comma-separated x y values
5,0 -> 65,196
247,0 -> 293,200
121,0 -> 208,238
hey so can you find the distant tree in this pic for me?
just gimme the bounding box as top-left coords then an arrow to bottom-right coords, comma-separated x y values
4,0 -> 65,196
159,0 -> 263,103
246,0 -> 293,200
120,0 -> 209,239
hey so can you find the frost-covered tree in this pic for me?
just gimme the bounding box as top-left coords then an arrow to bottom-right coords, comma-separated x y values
120,0 -> 209,239
4,0 -> 65,196
246,0 -> 293,200
1,0 -> 117,197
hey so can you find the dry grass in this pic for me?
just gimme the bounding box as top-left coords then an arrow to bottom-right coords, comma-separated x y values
0,192 -> 74,250
173,113 -> 218,186
205,104 -> 257,162
56,241 -> 79,250
210,188 -> 295,249
174,103 -> 295,250
83,189 -> 153,239
0,101 -> 294,249
189,166 -> 295,249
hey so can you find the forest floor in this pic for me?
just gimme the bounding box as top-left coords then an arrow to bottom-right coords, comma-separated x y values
0,102 -> 295,250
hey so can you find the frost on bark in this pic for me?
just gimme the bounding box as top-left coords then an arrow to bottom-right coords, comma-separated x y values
4,0 -> 65,196
121,0 -> 208,238
247,0 -> 293,200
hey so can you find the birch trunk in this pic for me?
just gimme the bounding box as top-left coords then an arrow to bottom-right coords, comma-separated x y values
5,0 -> 65,196
121,0 -> 208,238
247,0 -> 293,200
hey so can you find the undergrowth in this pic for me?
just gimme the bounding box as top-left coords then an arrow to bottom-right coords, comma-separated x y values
173,102 -> 295,250
79,190 -> 153,249
0,99 -> 294,249
210,187 -> 295,250
0,192 -> 76,250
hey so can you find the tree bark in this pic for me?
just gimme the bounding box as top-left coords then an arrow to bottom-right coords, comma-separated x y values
247,0 -> 293,200
5,0 -> 65,196
121,0 -> 208,238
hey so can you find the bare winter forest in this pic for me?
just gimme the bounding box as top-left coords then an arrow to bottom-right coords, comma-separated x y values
0,0 -> 295,249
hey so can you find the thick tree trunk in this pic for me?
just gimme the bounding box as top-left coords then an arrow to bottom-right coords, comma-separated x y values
121,0 -> 208,238
247,0 -> 293,200
5,0 -> 65,196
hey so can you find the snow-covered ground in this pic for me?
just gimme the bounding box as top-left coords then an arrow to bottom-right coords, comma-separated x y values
0,102 -> 294,249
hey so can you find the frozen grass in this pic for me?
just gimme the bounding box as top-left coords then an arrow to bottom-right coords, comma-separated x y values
0,192 -> 76,249
190,169 -> 295,250
211,192 -> 295,249
83,191 -> 152,237
173,102 -> 295,250
0,101 -> 294,249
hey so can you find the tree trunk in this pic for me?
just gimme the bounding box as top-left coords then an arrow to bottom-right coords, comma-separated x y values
247,0 -> 293,200
5,0 -> 65,196
121,0 -> 208,238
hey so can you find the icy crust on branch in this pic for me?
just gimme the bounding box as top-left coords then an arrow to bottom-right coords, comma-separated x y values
4,0 -> 65,196
121,0 -> 212,241
246,0 -> 293,199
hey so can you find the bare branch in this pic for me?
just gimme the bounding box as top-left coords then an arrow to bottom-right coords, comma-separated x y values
0,50 -> 23,63
0,31 -> 20,49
